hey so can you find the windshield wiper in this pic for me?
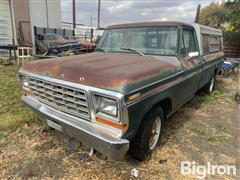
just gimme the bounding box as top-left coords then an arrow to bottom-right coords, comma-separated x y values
120,47 -> 144,56
95,48 -> 108,53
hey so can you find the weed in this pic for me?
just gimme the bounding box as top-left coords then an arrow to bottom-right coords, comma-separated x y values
189,126 -> 206,136
189,125 -> 228,143
206,135 -> 228,142
0,65 -> 38,133
186,82 -> 225,109
196,89 -> 224,104
214,124 -> 228,133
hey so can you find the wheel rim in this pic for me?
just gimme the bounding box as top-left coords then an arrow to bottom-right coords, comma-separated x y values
209,77 -> 215,92
149,117 -> 161,150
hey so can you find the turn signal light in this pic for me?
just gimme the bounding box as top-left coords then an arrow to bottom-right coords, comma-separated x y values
96,116 -> 126,130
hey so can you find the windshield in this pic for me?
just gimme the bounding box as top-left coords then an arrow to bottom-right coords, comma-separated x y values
44,34 -> 65,41
98,26 -> 179,56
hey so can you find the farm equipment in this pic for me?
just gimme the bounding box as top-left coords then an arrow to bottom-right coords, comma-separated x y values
219,58 -> 240,76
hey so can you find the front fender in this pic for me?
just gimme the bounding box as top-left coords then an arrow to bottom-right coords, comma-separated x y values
123,89 -> 173,140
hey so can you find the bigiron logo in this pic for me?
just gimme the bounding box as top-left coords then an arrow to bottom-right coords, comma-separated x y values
180,161 -> 237,179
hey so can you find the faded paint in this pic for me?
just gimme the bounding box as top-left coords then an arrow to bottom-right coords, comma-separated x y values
179,54 -> 204,70
202,51 -> 224,62
21,52 -> 177,94
126,76 -> 184,105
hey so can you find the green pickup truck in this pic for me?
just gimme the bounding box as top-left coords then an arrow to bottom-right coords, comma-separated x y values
19,21 -> 224,161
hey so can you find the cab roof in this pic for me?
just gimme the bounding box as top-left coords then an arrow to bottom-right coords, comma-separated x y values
107,21 -> 191,29
107,21 -> 222,36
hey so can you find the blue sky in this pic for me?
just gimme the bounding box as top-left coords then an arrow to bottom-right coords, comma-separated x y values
61,0 -> 223,27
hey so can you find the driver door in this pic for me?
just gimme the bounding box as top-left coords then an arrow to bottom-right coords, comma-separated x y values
175,26 -> 203,106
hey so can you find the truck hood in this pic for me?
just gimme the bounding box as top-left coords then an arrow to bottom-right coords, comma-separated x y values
21,52 -> 177,94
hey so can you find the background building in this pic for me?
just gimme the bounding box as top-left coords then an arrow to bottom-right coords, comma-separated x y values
0,0 -> 62,56
12,0 -> 62,53
0,0 -> 17,57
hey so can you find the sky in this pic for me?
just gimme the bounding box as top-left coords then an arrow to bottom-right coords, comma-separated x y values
61,0 -> 223,27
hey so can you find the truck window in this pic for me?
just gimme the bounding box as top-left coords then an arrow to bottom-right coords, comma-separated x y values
202,34 -> 222,54
181,28 -> 197,56
99,27 -> 178,56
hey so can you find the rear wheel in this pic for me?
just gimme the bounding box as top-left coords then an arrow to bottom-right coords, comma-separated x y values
202,74 -> 216,94
130,106 -> 164,161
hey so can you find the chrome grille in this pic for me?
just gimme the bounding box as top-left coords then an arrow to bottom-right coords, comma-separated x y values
28,77 -> 90,119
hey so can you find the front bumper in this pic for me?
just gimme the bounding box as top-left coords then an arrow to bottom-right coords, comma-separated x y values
21,95 -> 129,160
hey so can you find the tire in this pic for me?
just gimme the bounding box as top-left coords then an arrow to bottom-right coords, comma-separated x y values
129,106 -> 164,161
202,74 -> 216,94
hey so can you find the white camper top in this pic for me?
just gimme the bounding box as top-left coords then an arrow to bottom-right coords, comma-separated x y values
191,23 -> 223,55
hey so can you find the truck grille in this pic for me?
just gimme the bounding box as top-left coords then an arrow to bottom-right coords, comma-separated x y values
28,77 -> 90,119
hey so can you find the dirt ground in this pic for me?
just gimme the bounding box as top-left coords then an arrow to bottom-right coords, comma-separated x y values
0,73 -> 239,179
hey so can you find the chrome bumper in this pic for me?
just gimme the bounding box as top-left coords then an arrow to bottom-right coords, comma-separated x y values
21,95 -> 129,160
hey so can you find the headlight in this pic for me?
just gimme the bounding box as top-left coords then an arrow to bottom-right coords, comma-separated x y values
22,78 -> 29,87
93,94 -> 119,119
19,75 -> 29,91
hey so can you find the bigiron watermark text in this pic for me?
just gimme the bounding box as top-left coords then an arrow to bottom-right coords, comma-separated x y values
181,161 -> 237,179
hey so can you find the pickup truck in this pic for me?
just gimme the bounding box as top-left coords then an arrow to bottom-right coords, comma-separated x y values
19,21 -> 224,161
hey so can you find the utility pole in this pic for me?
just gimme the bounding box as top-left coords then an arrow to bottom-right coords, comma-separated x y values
195,4 -> 201,23
72,0 -> 76,35
97,0 -> 101,29
45,0 -> 49,28
90,14 -> 93,27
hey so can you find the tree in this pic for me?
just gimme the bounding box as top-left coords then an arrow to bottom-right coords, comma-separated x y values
199,1 -> 240,32
224,0 -> 240,32
199,3 -> 226,29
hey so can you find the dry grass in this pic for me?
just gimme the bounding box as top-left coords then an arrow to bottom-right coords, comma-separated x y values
0,65 -> 239,179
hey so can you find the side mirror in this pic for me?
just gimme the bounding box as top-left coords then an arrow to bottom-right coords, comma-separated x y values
187,52 -> 199,60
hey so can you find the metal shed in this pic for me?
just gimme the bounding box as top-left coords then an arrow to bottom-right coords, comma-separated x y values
0,0 -> 16,57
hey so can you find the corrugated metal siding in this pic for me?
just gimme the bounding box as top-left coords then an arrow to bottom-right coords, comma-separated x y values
0,0 -> 14,57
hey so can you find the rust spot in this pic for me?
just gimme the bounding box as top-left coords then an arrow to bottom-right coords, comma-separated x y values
21,53 -> 177,93
203,51 -> 224,62
179,57 -> 199,69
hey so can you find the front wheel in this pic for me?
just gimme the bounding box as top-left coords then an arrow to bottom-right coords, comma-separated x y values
202,75 -> 216,94
129,106 -> 164,161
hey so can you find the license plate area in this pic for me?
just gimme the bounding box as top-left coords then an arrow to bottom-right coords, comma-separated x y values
46,119 -> 63,132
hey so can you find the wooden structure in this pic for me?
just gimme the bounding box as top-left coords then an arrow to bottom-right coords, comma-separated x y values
223,32 -> 240,58
224,41 -> 240,58
0,44 -> 17,64
17,47 -> 32,65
